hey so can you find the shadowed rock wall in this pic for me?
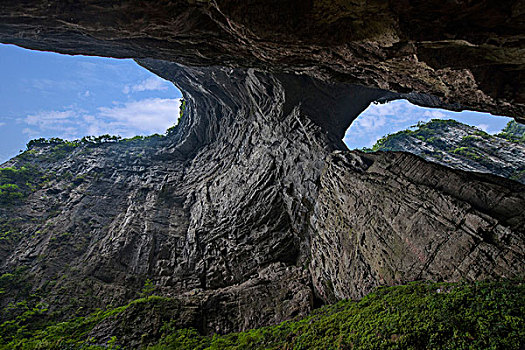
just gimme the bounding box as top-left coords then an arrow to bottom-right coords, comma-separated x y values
0,0 -> 524,342
1,63 -> 523,339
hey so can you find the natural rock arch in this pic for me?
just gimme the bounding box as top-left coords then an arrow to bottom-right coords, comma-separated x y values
0,0 -> 524,340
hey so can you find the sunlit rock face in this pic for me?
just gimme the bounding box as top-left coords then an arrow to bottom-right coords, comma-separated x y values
0,0 -> 524,342
370,120 -> 525,184
310,151 -> 525,302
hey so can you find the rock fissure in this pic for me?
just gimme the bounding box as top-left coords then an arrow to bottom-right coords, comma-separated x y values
0,0 -> 524,344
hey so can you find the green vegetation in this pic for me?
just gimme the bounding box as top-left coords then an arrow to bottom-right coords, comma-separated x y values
119,134 -> 164,143
369,119 -> 462,152
367,119 -> 505,164
166,98 -> 186,135
0,166 -> 43,204
26,135 -> 122,150
179,99 -> 186,122
23,131 -> 169,158
20,110 -> 191,160
18,132 -> 169,163
0,280 -> 522,349
370,129 -> 414,152
0,296 -> 170,349
367,119 -> 525,177
0,267 -> 31,297
510,169 -> 525,181
497,120 -> 525,143
150,280 -> 524,350
140,279 -> 155,299
452,147 -> 482,161
0,184 -> 23,203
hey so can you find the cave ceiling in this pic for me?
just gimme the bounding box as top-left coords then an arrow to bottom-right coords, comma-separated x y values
0,0 -> 523,122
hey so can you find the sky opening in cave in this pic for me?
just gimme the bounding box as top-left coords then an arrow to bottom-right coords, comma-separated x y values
344,100 -> 513,150
0,44 -> 182,163
0,43 -> 513,163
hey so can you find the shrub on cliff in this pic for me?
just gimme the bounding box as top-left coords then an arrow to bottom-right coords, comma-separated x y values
0,280 -> 522,349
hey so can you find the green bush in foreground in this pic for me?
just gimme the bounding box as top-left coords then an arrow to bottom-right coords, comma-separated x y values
1,280 -> 523,349
151,280 -> 524,350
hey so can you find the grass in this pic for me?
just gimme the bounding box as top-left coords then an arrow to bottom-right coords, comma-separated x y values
0,280 -> 522,349
149,280 -> 524,350
0,166 -> 43,204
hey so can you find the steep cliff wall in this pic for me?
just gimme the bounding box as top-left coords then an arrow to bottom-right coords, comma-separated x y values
369,119 -> 525,183
1,63 -> 524,340
0,0 -> 524,344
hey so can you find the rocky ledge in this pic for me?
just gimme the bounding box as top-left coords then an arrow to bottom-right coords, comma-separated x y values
1,0 -> 524,120
0,0 -> 524,347
1,65 -> 523,343
370,119 -> 525,183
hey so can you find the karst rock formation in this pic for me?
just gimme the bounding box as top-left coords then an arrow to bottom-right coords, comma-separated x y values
0,0 -> 524,338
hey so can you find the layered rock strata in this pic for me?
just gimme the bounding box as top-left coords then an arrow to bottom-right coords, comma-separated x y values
0,0 -> 524,341
1,63 -> 524,338
0,0 -> 524,120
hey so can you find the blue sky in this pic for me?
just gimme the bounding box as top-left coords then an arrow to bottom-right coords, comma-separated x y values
0,44 -> 182,162
0,43 -> 513,162
344,100 -> 512,149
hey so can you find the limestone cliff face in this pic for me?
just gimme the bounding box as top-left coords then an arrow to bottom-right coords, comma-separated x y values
0,0 -> 524,343
370,119 -> 525,184
310,151 -> 525,302
1,64 -> 524,341
0,66 -> 393,335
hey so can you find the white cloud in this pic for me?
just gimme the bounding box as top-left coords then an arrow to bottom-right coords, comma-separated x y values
123,76 -> 170,94
98,98 -> 180,134
351,114 -> 387,133
0,122 -> 5,127
21,98 -> 181,139
25,110 -> 75,126
422,110 -> 447,121
344,100 -> 459,149
476,124 -> 489,132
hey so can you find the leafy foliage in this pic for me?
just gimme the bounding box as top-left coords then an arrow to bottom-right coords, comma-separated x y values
26,135 -> 122,150
370,119 -> 463,152
166,99 -> 186,135
497,121 -> 525,143
367,119 -> 521,166
0,296 -> 172,349
0,166 -> 43,204
149,280 -> 524,350
140,279 -> 155,299
0,280 -> 522,349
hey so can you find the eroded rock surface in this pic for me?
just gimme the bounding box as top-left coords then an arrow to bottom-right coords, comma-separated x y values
310,151 -> 525,301
0,66 -> 389,334
1,0 -> 524,120
1,63 -> 524,342
0,0 -> 524,345
370,119 -> 525,183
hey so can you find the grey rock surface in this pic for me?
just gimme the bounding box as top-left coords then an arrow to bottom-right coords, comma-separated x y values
310,151 -> 525,301
0,0 -> 524,120
370,120 -> 525,184
1,63 -> 524,342
0,2 -> 524,343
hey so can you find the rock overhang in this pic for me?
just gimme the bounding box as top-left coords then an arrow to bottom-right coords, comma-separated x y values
0,0 -> 523,124
0,1 -> 524,339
